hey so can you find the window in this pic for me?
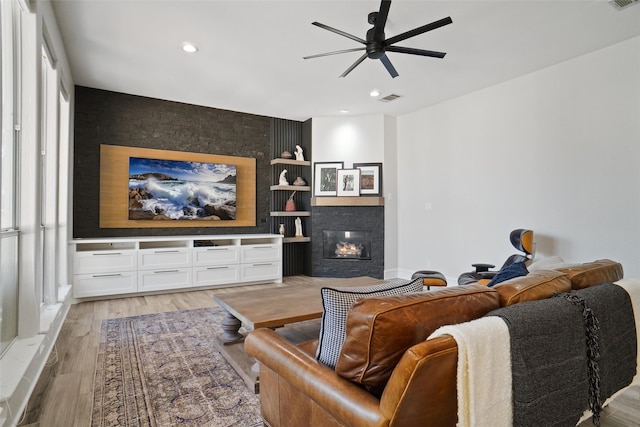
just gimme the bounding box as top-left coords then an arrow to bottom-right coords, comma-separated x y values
57,84 -> 70,290
0,1 -> 73,420
40,43 -> 59,304
0,0 -> 19,356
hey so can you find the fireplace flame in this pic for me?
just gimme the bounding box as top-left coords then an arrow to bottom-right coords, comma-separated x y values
335,241 -> 363,258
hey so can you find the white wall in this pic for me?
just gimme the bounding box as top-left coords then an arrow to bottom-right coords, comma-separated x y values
312,115 -> 386,166
383,115 -> 398,275
396,36 -> 640,282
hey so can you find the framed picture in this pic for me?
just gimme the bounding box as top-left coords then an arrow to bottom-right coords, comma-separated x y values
336,169 -> 361,197
353,162 -> 383,196
314,161 -> 343,196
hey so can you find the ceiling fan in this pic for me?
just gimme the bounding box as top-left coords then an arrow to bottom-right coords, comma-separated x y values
303,0 -> 452,78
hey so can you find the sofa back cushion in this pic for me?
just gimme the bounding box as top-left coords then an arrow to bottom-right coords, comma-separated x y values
557,259 -> 623,289
316,278 -> 425,369
335,285 -> 500,396
493,270 -> 571,306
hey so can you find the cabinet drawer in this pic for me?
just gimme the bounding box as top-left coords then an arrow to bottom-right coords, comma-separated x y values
241,244 -> 281,263
73,272 -> 137,298
241,261 -> 281,283
193,246 -> 240,266
193,265 -> 241,287
138,248 -> 191,270
74,250 -> 137,275
138,268 -> 192,292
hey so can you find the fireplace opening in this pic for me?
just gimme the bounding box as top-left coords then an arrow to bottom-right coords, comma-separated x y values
323,230 -> 372,260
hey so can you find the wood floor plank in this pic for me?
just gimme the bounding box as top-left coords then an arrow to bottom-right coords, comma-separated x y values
41,372 -> 84,427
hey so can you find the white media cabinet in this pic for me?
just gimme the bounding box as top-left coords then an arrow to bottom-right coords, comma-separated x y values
70,234 -> 283,298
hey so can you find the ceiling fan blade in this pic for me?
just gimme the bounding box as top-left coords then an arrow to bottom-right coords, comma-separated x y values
312,22 -> 366,44
340,53 -> 368,77
380,53 -> 399,78
303,47 -> 366,60
373,0 -> 392,41
385,16 -> 452,46
386,45 -> 446,58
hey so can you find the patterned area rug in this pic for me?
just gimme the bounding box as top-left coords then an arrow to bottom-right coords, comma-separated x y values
91,307 -> 261,427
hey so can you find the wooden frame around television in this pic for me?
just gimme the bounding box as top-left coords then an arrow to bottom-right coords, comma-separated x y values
99,144 -> 256,228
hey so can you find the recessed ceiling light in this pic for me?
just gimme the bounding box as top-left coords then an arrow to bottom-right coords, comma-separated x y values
181,43 -> 198,53
340,109 -> 349,114
370,90 -> 380,97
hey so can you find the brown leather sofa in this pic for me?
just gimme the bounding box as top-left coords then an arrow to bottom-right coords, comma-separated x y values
245,260 -> 625,427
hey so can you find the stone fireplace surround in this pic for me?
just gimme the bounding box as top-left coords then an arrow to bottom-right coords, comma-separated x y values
311,205 -> 384,279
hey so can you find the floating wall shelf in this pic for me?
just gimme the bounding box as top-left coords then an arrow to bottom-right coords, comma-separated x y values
282,237 -> 311,243
270,211 -> 311,217
270,159 -> 311,167
270,185 -> 311,191
311,197 -> 384,207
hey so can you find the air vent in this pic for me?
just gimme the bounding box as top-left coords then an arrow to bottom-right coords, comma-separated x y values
609,0 -> 639,10
379,94 -> 402,103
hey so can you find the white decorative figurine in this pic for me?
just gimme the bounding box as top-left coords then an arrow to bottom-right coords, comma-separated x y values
279,169 -> 288,186
294,145 -> 304,161
295,217 -> 303,237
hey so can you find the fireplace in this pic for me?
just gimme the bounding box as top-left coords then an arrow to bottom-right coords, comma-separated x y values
311,205 -> 384,279
323,231 -> 372,260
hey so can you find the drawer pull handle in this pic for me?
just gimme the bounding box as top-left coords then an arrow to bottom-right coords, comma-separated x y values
93,252 -> 122,256
154,269 -> 180,274
206,248 -> 229,251
253,263 -> 272,266
253,246 -> 273,250
206,266 -> 229,270
92,273 -> 122,278
153,250 -> 180,253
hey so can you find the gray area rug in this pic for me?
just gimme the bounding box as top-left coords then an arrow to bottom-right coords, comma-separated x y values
91,307 -> 261,427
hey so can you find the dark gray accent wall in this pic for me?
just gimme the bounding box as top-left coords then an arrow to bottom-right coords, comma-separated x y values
311,206 -> 384,279
73,86 -> 279,238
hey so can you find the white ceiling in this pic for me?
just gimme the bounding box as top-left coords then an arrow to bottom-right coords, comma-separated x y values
51,0 -> 640,121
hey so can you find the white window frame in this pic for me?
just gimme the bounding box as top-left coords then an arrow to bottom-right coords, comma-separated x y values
40,39 -> 59,305
0,0 -> 21,358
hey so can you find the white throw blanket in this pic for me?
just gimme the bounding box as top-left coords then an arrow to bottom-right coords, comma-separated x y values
429,316 -> 512,427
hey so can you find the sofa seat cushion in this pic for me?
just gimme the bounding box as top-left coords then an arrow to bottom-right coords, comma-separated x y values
558,259 -> 623,289
492,270 -> 571,306
316,278 -> 425,369
335,285 -> 500,396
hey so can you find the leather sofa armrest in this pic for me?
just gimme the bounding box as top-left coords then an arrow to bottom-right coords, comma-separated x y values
245,328 -> 386,427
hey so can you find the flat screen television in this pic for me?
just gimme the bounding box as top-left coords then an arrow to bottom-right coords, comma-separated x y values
128,157 -> 237,221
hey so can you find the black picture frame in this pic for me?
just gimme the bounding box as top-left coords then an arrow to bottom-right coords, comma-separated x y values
314,161 -> 344,196
353,162 -> 383,196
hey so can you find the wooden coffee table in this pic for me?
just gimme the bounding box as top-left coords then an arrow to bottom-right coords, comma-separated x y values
212,276 -> 381,392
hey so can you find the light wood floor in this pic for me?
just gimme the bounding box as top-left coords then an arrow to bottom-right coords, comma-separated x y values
18,276 -> 640,426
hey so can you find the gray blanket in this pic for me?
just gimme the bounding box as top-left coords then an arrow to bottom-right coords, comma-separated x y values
576,284 -> 637,405
488,283 -> 636,427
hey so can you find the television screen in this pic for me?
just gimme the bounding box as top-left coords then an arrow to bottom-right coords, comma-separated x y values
128,157 -> 237,221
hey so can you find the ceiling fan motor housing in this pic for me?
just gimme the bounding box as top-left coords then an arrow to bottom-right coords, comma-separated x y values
366,27 -> 385,59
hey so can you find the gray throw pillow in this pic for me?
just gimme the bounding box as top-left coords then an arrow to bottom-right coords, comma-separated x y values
316,278 -> 424,369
